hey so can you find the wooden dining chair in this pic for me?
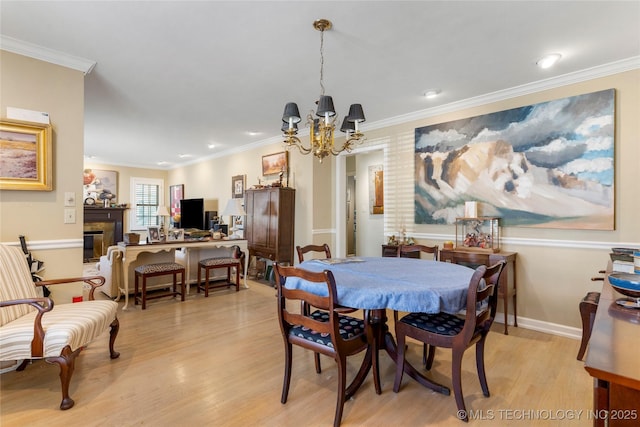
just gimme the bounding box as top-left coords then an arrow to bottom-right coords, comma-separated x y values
399,244 -> 439,260
393,245 -> 439,358
296,243 -> 332,263
447,251 -> 516,335
393,261 -> 506,422
273,263 -> 380,427
295,243 -> 333,373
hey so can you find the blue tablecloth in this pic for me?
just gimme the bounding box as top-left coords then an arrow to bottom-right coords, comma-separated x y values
285,257 -> 475,314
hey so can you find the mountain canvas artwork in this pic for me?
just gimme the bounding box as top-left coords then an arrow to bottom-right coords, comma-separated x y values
414,89 -> 614,230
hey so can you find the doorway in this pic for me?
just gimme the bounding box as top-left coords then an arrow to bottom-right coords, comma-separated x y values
341,149 -> 384,257
346,173 -> 356,256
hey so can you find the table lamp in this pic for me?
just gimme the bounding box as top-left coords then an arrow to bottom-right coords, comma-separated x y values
155,206 -> 170,235
221,198 -> 246,239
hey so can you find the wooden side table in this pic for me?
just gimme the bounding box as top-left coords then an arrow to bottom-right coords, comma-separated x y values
439,249 -> 517,334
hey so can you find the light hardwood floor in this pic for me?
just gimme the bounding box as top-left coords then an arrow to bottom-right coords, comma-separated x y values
1,278 -> 593,426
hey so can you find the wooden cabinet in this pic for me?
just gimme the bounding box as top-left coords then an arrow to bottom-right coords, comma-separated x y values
440,249 -> 517,334
245,187 -> 295,265
585,278 -> 640,426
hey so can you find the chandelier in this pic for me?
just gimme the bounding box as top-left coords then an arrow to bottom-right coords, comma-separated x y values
281,19 -> 366,163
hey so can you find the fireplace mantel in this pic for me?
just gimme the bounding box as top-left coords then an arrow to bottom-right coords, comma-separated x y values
84,207 -> 126,246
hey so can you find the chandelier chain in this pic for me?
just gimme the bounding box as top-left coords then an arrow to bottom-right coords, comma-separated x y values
319,27 -> 325,96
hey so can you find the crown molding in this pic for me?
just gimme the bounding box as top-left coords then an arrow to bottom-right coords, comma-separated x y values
0,35 -> 96,75
366,56 -> 640,131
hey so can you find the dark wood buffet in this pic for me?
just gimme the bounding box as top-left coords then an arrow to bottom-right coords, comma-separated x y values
584,277 -> 640,426
244,187 -> 295,265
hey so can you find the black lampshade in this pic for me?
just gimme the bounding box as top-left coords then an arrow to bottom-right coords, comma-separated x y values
340,116 -> 355,133
347,104 -> 366,123
316,95 -> 336,117
282,102 -> 301,123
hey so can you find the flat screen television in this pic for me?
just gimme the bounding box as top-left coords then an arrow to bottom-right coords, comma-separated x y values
179,198 -> 204,230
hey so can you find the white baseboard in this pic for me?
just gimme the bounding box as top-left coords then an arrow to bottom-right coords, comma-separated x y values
494,312 -> 581,340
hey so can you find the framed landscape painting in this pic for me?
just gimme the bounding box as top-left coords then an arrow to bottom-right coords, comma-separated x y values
0,119 -> 52,191
262,151 -> 288,175
414,89 -> 615,230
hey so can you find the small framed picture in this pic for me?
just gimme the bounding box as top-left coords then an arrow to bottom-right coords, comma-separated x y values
147,226 -> 161,243
262,151 -> 288,175
232,175 -> 245,199
167,228 -> 184,242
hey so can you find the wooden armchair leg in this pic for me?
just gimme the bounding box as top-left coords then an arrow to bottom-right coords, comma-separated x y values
16,359 -> 30,371
109,317 -> 120,359
45,345 -> 82,410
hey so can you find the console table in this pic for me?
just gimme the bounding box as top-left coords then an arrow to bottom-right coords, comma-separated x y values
584,277 -> 640,426
439,249 -> 517,334
117,239 -> 248,310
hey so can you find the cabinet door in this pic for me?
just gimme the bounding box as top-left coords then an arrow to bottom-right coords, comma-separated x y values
246,190 -> 272,250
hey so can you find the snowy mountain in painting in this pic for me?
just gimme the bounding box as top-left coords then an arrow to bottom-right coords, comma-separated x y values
415,140 -> 613,228
414,89 -> 614,229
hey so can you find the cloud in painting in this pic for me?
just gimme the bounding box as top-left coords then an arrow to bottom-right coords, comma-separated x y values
413,89 -> 615,229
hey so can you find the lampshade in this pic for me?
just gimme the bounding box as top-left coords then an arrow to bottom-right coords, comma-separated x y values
155,206 -> 170,217
340,116 -> 355,133
222,198 -> 246,217
282,102 -> 301,123
316,95 -> 336,117
347,104 -> 366,123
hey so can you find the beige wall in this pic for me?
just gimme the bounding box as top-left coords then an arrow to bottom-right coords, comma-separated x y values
2,47 -> 638,333
83,162 -> 168,235
167,143 -> 318,254
336,70 -> 640,330
0,51 -> 85,302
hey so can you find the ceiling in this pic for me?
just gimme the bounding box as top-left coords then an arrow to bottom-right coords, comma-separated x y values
1,1 -> 639,169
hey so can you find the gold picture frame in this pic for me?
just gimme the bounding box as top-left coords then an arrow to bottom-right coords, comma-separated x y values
0,119 -> 52,191
262,151 -> 288,175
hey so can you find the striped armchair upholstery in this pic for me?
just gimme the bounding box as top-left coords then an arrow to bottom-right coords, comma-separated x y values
0,244 -> 120,410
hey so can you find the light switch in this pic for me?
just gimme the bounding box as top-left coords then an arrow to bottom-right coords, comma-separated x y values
64,192 -> 76,206
64,209 -> 76,224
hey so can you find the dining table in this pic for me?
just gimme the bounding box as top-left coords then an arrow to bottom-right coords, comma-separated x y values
287,256 -> 476,398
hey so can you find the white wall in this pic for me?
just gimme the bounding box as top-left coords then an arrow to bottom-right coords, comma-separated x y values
355,150 -> 385,257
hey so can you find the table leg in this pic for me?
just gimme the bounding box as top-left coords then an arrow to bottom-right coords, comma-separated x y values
242,247 -> 249,288
121,254 -> 132,310
345,346 -> 373,399
372,309 -> 451,395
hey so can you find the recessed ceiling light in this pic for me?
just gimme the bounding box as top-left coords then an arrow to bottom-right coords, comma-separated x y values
208,143 -> 215,149
178,154 -> 192,158
536,53 -> 562,69
247,131 -> 262,136
424,89 -> 441,99
157,161 -> 169,165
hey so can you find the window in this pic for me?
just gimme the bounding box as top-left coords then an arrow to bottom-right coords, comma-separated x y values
130,177 -> 164,231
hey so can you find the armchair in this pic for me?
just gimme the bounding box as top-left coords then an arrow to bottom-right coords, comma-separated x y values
95,245 -> 124,299
0,244 -> 120,410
